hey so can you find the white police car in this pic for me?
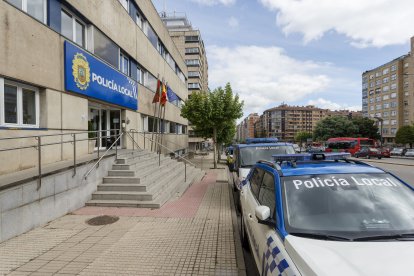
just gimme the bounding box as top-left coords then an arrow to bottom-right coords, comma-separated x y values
240,153 -> 414,275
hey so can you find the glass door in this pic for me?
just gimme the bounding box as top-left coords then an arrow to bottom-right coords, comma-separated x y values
88,108 -> 100,149
110,110 -> 121,147
88,103 -> 121,149
101,109 -> 108,148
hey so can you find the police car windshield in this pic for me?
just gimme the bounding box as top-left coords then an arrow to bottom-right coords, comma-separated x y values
282,173 -> 414,239
240,145 -> 295,167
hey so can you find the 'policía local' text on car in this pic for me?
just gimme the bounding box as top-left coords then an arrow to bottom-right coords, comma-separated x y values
240,152 -> 414,276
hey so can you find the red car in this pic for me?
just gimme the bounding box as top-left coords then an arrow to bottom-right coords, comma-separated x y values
354,147 -> 382,159
381,147 -> 391,158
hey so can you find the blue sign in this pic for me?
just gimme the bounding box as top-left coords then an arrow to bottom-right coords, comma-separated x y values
64,41 -> 138,110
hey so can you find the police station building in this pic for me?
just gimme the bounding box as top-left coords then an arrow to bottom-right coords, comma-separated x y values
0,0 -> 189,175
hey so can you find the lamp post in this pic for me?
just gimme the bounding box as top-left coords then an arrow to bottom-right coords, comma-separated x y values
374,116 -> 384,147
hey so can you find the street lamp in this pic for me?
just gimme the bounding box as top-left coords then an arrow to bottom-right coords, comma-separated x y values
374,116 -> 383,147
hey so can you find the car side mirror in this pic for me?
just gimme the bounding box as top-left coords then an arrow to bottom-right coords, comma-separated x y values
255,206 -> 276,227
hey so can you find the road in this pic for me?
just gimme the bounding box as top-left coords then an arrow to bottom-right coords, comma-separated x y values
352,157 -> 414,185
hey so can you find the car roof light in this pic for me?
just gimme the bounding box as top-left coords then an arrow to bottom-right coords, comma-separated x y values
246,138 -> 278,144
272,152 -> 351,163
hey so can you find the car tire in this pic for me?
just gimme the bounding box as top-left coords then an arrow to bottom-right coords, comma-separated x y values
368,155 -> 371,159
240,213 -> 250,250
378,156 -> 382,159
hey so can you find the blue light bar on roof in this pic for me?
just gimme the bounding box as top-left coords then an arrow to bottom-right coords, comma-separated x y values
246,138 -> 278,144
272,152 -> 350,163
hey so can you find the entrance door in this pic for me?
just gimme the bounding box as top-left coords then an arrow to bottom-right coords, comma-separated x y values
88,104 -> 121,150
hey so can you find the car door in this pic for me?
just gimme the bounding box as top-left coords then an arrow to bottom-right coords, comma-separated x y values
253,170 -> 298,276
241,166 -> 264,266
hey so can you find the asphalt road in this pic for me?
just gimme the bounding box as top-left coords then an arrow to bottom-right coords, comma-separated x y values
352,157 -> 414,185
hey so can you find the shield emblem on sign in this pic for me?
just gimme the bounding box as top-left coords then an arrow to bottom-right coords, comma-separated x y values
78,66 -> 86,83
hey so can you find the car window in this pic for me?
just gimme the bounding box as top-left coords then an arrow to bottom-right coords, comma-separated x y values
250,168 -> 265,198
259,172 -> 276,219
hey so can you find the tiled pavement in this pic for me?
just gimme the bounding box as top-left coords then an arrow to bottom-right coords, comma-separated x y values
0,154 -> 242,275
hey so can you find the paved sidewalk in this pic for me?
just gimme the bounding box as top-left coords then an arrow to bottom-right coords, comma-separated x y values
0,154 -> 241,276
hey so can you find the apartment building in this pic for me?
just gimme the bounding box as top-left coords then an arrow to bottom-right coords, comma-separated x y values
362,37 -> 414,144
262,105 -> 328,141
236,113 -> 259,142
160,12 -> 209,151
0,0 -> 190,174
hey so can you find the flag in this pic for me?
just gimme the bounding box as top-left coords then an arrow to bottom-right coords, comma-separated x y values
160,82 -> 167,106
167,86 -> 179,102
152,79 -> 161,103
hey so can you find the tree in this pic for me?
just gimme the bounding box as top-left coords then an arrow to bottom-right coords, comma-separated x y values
294,131 -> 313,147
181,83 -> 244,168
313,116 -> 358,141
351,117 -> 380,139
395,126 -> 414,148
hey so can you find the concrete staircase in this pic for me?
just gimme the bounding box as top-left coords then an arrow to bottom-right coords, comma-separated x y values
86,149 -> 205,208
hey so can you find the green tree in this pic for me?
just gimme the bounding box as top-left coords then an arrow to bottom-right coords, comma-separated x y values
294,131 -> 313,147
181,83 -> 244,168
313,116 -> 358,141
395,125 -> 414,148
351,117 -> 380,139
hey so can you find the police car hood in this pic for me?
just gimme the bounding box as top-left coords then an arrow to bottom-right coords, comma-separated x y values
285,235 -> 414,275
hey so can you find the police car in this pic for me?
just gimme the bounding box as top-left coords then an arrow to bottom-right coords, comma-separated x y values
240,152 -> 414,275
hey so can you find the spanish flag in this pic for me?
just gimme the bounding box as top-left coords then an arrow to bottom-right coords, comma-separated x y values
152,79 -> 161,103
160,82 -> 167,106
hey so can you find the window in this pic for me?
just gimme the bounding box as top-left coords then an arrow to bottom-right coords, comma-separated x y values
370,106 -> 374,111
170,122 -> 176,134
258,172 -> 276,218
1,79 -> 39,127
404,100 -> 409,106
119,52 -> 129,75
186,59 -> 200,66
383,68 -> 389,75
391,92 -> 397,99
383,128 -> 389,134
93,28 -> 119,68
383,120 -> 389,125
146,25 -> 158,49
137,65 -> 144,85
185,47 -> 200,54
61,9 -> 86,47
391,64 -> 397,71
376,80 -> 381,86
7,0 -> 47,23
119,0 -> 129,11
391,128 -> 397,135
188,83 -> 201,89
369,98 -> 374,103
382,86 -> 389,92
391,83 -> 397,90
375,72 -> 381,77
383,103 -> 390,109
404,63 -> 409,68
188,71 -> 200,78
391,119 -> 397,125
383,77 -> 389,83
141,115 -> 148,132
391,110 -> 397,116
376,96 -> 381,102
145,72 -> 157,92
250,168 -> 265,199
390,101 -> 397,108
383,111 -> 389,117
405,91 -> 410,97
376,104 -> 381,110
391,74 -> 397,81
136,10 -> 144,29
185,36 -> 199,42
177,124 -> 183,134
383,95 -> 389,100
164,121 -> 170,133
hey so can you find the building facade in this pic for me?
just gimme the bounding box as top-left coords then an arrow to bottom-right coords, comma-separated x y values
0,0 -> 190,175
160,12 -> 209,151
362,37 -> 414,144
236,113 -> 259,142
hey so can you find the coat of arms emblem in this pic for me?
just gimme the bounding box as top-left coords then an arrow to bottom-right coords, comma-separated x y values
72,53 -> 90,90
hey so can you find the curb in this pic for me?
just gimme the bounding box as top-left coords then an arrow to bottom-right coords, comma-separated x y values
226,166 -> 247,276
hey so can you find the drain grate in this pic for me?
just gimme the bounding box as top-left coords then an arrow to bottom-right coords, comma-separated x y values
86,215 -> 119,226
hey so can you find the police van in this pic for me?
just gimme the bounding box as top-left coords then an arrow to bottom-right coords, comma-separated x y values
240,152 -> 414,275
230,138 -> 295,209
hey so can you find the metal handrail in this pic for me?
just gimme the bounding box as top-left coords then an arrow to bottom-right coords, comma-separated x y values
127,130 -> 190,151
0,129 -> 121,141
128,129 -> 196,167
84,133 -> 124,179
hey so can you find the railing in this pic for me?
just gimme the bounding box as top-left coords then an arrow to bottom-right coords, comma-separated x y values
0,129 -> 121,189
128,129 -> 196,182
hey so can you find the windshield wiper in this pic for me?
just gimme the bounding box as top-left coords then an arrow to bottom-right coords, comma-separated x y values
289,232 -> 351,241
354,233 -> 414,241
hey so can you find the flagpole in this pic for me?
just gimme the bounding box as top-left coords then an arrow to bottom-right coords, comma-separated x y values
160,82 -> 168,153
151,75 -> 160,152
155,78 -> 164,153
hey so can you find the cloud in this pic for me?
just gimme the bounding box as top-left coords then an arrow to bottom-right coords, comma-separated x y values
207,45 -> 332,115
259,0 -> 414,47
307,98 -> 361,111
228,16 -> 239,28
191,0 -> 235,6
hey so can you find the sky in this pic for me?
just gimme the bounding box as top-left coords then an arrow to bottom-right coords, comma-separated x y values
153,0 -> 414,118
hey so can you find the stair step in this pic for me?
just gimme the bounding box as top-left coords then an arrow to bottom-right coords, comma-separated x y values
97,183 -> 146,192
103,176 -> 140,184
108,170 -> 135,177
112,164 -> 131,170
85,199 -> 162,209
92,191 -> 155,201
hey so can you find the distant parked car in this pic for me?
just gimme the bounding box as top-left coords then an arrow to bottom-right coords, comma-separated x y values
390,148 -> 407,157
380,147 -> 391,158
405,148 -> 414,157
292,144 -> 301,153
354,147 -> 382,159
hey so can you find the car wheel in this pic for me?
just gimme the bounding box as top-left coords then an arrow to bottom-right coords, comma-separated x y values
240,213 -> 250,250
378,156 -> 382,159
368,155 -> 371,159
